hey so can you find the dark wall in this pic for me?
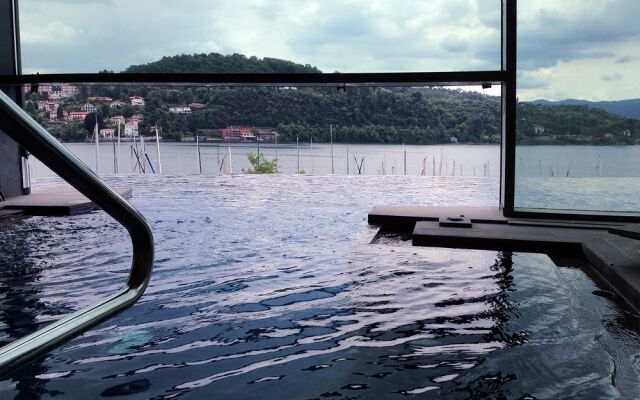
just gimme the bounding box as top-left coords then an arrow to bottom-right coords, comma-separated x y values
0,0 -> 25,198
0,131 -> 22,199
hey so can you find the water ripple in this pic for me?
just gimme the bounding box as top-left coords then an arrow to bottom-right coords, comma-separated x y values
0,175 -> 638,399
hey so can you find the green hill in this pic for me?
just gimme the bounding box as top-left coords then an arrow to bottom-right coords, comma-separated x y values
124,53 -> 321,74
531,98 -> 640,120
517,103 -> 640,145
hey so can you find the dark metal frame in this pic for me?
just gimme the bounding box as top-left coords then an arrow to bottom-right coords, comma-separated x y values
0,90 -> 154,376
500,0 -> 516,214
0,71 -> 505,87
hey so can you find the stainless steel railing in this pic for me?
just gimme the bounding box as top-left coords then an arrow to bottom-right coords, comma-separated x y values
0,90 -> 154,376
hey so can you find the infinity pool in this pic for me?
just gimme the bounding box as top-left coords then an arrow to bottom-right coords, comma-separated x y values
1,175 -> 638,399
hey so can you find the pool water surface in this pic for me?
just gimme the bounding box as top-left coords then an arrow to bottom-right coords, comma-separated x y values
0,175 -> 638,399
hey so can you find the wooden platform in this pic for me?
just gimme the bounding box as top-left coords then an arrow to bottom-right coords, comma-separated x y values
0,186 -> 132,216
369,205 -> 640,312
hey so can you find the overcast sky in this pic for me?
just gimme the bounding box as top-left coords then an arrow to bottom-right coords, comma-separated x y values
19,0 -> 639,101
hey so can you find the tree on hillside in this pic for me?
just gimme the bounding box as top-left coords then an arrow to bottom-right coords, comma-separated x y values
83,112 -> 104,135
122,104 -> 134,118
100,104 -> 110,118
54,123 -> 87,142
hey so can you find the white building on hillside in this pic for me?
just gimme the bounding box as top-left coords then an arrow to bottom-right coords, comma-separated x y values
169,106 -> 191,114
110,115 -> 126,125
81,103 -> 97,113
130,96 -> 145,107
124,122 -> 139,137
100,128 -> 115,138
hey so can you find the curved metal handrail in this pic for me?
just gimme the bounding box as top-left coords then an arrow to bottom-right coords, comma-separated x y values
0,90 -> 154,376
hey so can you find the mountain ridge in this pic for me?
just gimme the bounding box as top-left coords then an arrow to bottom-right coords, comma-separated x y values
530,98 -> 640,120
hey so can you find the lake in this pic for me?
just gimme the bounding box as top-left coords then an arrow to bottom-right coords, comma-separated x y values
29,142 -> 640,212
28,142 -> 640,178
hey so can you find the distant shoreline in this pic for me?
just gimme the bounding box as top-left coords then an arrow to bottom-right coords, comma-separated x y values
60,140 -> 640,146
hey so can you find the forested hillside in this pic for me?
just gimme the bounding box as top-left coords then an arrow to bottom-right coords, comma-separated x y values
124,53 -> 321,74
531,98 -> 640,120
31,53 -> 640,145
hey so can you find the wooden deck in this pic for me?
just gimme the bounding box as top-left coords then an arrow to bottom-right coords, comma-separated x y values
0,186 -> 132,216
369,205 -> 640,312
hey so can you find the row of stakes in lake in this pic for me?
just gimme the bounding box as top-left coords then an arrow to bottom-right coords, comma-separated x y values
94,137 -> 495,177
90,123 -> 599,177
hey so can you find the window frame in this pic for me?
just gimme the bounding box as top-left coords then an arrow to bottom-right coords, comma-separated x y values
1,0 -> 637,222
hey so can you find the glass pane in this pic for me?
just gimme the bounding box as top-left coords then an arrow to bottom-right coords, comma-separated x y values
515,0 -> 640,214
19,0 -> 501,74
22,82 -> 500,200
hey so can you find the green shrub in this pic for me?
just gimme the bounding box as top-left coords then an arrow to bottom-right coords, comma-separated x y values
243,152 -> 278,174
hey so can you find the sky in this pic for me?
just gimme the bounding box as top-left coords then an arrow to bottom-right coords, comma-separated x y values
18,0 -> 639,101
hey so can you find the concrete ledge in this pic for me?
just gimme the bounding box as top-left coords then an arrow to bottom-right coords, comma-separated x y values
0,186 -> 132,216
368,206 -> 506,230
412,221 -> 587,254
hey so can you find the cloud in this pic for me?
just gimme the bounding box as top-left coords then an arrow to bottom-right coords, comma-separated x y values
601,73 -> 623,81
21,20 -> 81,44
440,36 -> 469,53
616,55 -> 633,64
19,0 -> 502,73
17,0 -> 639,101
517,0 -> 640,71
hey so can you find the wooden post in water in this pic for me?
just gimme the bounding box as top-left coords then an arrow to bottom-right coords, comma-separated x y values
296,136 -> 300,174
116,121 -> 121,174
155,126 -> 162,174
539,159 -> 542,176
329,124 -> 335,175
330,124 -> 334,174
112,142 -> 117,174
139,135 -> 146,174
196,134 -> 202,174
140,135 -> 149,174
94,114 -> 100,174
275,130 -> 278,173
346,144 -> 349,175
310,137 -> 314,174
452,160 -> 456,176
403,143 -> 407,175
256,131 -> 260,171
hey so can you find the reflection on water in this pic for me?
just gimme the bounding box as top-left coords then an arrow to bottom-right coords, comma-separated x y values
515,177 -> 640,212
0,175 -> 638,399
0,223 -> 50,399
